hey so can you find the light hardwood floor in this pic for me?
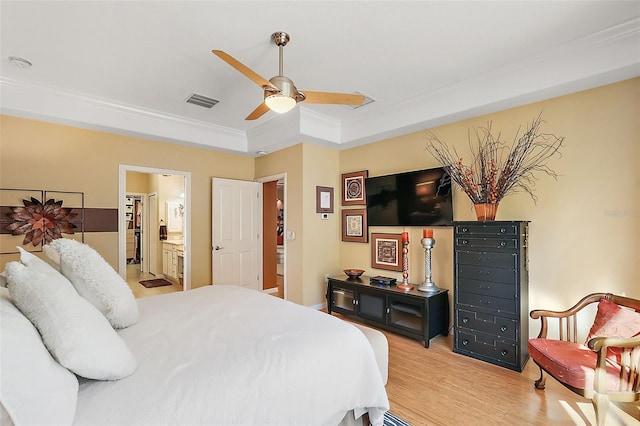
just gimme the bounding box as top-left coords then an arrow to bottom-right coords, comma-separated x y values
125,264 -> 181,298
335,314 -> 639,426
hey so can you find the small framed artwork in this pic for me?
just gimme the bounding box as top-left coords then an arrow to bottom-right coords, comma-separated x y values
371,233 -> 402,271
316,186 -> 334,213
342,208 -> 368,243
166,201 -> 184,232
341,170 -> 368,206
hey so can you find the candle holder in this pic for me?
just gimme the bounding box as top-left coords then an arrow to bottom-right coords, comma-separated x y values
417,237 -> 439,293
397,241 -> 414,291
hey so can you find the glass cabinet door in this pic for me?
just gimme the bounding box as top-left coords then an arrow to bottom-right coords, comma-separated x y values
387,296 -> 424,334
357,290 -> 386,322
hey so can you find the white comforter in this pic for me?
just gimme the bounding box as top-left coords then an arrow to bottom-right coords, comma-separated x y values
73,285 -> 389,426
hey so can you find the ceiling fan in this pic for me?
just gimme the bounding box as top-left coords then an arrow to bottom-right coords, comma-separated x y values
213,31 -> 365,120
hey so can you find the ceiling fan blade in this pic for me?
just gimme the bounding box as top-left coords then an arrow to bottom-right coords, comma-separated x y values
212,50 -> 278,91
300,91 -> 365,106
245,102 -> 270,120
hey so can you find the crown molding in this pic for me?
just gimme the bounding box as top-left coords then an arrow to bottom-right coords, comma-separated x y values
339,18 -> 640,148
245,108 -> 303,155
299,107 -> 342,144
1,18 -> 638,156
0,76 -> 248,153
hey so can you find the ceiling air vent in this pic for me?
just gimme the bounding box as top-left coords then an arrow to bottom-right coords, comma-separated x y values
186,93 -> 219,108
346,92 -> 375,110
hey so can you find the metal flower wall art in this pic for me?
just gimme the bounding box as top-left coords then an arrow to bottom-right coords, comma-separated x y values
7,197 -> 78,246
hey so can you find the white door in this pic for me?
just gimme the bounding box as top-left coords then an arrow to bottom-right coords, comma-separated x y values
212,178 -> 262,290
148,193 -> 159,276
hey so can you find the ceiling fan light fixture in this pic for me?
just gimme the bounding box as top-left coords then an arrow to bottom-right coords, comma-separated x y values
214,32 -> 361,120
265,94 -> 296,113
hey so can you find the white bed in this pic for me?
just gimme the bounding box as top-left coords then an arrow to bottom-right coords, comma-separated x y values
2,240 -> 389,426
74,285 -> 389,425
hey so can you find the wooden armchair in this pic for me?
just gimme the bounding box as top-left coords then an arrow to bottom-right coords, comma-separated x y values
528,293 -> 640,425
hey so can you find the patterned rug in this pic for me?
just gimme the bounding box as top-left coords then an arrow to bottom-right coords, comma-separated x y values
384,411 -> 412,426
139,278 -> 173,288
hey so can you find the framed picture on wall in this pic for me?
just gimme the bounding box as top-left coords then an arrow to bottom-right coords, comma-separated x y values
341,170 -> 368,206
316,186 -> 334,213
341,208 -> 368,243
370,233 -> 402,271
166,201 -> 184,232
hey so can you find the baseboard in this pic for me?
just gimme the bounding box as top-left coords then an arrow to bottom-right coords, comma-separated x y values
310,302 -> 327,311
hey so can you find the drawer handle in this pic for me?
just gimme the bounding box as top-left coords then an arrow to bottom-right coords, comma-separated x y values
462,340 -> 469,346
462,317 -> 469,324
478,271 -> 491,276
478,299 -> 491,306
501,350 -> 508,357
462,240 -> 469,245
462,227 -> 468,232
477,285 -> 491,290
500,326 -> 508,332
500,241 -> 507,247
500,228 -> 507,233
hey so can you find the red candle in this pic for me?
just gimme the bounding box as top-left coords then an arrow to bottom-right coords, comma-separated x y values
401,232 -> 409,243
423,229 -> 433,239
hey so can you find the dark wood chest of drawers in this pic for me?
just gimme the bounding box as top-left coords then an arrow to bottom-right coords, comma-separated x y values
453,221 -> 529,371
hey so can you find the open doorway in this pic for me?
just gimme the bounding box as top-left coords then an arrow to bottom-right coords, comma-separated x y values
125,192 -> 145,270
118,165 -> 191,296
257,173 -> 286,300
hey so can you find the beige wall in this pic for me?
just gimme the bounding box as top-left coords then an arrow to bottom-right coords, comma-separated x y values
126,171 -> 151,194
0,115 -> 255,287
301,144 -> 341,306
2,78 -> 638,333
339,77 -> 639,338
255,143 -> 342,306
255,144 -> 304,304
158,174 -> 185,239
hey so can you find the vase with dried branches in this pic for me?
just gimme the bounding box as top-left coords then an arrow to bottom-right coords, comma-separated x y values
425,113 -> 564,221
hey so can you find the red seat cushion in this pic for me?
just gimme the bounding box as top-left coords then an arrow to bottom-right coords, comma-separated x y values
528,338 -> 622,391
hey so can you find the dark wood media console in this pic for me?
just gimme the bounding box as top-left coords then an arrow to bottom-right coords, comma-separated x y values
326,275 -> 449,348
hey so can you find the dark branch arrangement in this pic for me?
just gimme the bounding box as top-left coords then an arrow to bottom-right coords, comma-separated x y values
425,113 -> 564,204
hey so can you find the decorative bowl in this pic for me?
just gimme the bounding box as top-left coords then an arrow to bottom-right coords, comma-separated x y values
344,269 -> 365,279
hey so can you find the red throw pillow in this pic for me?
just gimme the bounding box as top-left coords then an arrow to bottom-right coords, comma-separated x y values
586,298 -> 640,345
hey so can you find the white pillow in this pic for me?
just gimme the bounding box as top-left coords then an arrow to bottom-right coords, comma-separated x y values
5,260 -> 138,380
0,287 -> 79,425
47,239 -> 139,329
42,244 -> 61,269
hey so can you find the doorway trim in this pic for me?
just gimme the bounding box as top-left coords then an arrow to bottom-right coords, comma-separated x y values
118,164 -> 191,290
255,172 -> 287,300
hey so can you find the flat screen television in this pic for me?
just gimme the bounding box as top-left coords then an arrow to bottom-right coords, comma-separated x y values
365,167 -> 453,226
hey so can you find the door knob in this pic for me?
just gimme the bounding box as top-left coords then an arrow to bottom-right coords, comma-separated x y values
214,246 -> 224,250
